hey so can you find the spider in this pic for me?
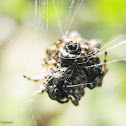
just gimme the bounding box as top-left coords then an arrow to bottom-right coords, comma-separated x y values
23,31 -> 107,106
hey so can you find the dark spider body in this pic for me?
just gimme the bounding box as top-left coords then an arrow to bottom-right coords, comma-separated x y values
24,31 -> 107,106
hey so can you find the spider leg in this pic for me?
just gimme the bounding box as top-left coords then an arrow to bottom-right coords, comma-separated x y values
68,95 -> 79,106
33,84 -> 47,95
33,75 -> 53,95
102,51 -> 107,73
23,75 -> 43,82
62,85 -> 80,106
86,82 -> 96,89
57,97 -> 69,103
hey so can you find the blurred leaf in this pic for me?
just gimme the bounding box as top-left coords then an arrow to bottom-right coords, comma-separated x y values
1,0 -> 34,21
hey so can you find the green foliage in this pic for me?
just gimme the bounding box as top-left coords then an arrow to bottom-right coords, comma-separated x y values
1,0 -> 34,21
94,0 -> 126,27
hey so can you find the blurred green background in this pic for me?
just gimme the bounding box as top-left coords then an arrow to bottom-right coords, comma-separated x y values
0,0 -> 126,126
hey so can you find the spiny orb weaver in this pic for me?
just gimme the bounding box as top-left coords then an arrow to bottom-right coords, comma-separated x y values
24,31 -> 107,106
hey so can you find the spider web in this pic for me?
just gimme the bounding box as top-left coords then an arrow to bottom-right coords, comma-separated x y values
20,0 -> 126,126
34,0 -> 84,36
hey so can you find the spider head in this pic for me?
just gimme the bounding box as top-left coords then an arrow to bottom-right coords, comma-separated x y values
46,85 -> 61,100
46,85 -> 68,102
46,77 -> 69,103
